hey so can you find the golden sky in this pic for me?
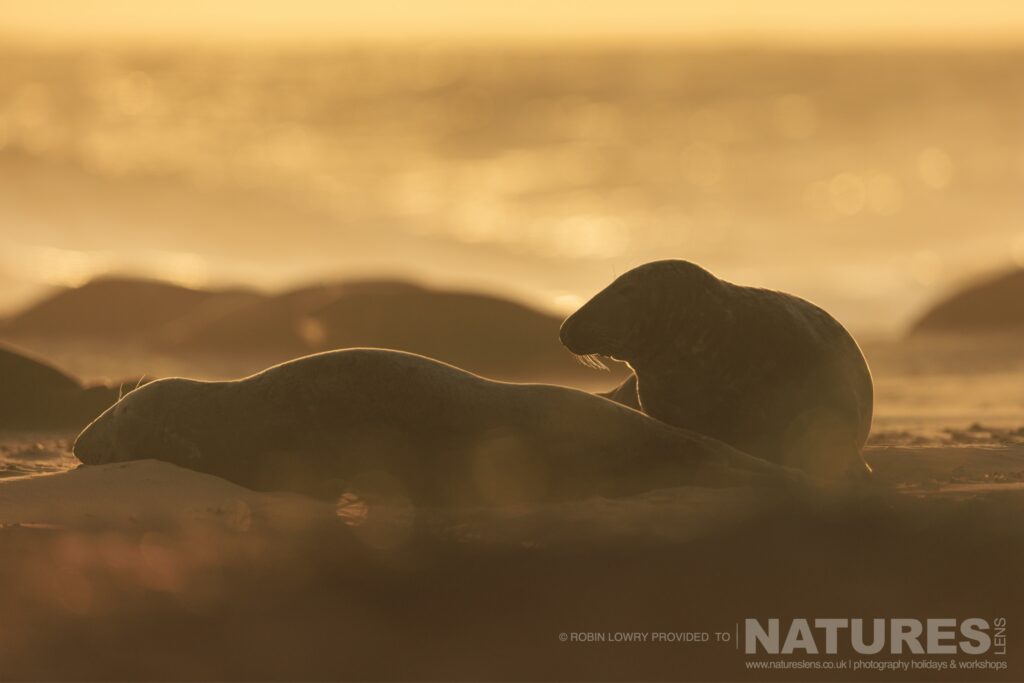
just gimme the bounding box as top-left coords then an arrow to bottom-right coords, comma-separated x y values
4,0 -> 1024,46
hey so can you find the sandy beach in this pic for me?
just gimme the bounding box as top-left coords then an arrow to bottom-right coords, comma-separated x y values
1,440 -> 1023,680
1,332 -> 1022,680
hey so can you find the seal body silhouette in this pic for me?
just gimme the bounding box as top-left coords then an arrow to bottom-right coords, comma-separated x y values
74,348 -> 801,505
561,261 -> 873,478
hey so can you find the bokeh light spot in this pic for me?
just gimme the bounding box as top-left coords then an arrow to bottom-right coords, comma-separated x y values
910,250 -> 945,286
1012,235 -> 1024,268
680,142 -> 725,189
828,173 -> 866,216
917,147 -> 954,189
866,173 -> 904,215
773,94 -> 818,139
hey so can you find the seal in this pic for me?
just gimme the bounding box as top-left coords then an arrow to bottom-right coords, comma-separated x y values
560,260 -> 873,478
0,345 -> 129,431
73,348 -> 802,506
598,374 -> 641,410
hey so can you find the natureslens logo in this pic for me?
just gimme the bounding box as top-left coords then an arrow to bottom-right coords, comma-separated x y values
744,618 -> 1008,656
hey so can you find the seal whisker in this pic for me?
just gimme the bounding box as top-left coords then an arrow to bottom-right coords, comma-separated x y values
574,353 -> 609,371
119,375 -> 147,401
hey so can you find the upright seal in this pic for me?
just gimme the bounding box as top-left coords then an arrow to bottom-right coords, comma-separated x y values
561,260 -> 873,477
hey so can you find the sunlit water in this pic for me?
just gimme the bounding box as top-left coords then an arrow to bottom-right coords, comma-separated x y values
2,48 -> 1024,335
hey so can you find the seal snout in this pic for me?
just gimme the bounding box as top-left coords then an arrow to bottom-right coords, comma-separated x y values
73,419 -> 110,465
558,318 -> 577,351
559,314 -> 594,355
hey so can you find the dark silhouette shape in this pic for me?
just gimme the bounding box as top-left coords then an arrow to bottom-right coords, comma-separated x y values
149,283 -> 337,355
560,260 -> 873,478
170,279 -> 617,381
1,277 -> 625,384
0,277 -> 261,346
910,268 -> 1024,336
311,281 -> 594,381
74,348 -> 802,506
0,345 -> 135,431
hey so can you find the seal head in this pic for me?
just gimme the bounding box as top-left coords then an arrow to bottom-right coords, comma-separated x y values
75,378 -> 217,467
560,260 -> 727,365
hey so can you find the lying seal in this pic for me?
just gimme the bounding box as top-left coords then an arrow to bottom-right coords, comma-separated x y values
74,348 -> 802,506
0,345 -> 131,431
560,261 -> 873,478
